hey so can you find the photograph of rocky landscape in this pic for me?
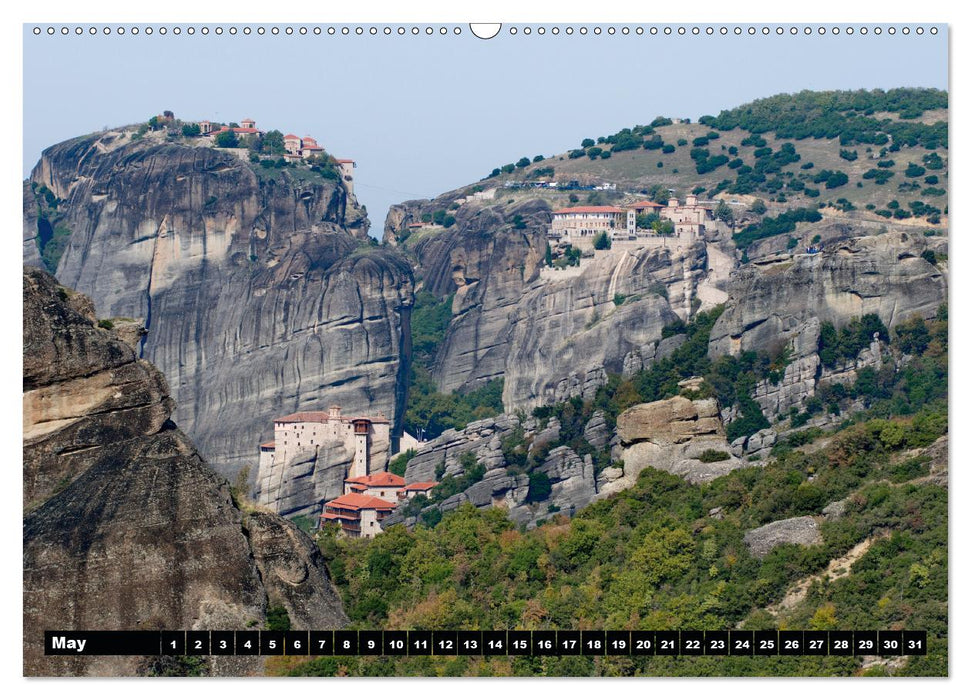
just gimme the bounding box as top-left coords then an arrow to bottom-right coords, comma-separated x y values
22,22 -> 948,678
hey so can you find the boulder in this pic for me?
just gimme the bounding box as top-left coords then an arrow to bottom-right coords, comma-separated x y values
743,516 -> 823,558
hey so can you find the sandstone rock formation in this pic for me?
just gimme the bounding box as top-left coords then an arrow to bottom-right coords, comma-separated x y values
607,395 -> 743,491
23,268 -> 348,677
25,130 -> 413,476
502,244 -> 705,409
743,516 -> 823,558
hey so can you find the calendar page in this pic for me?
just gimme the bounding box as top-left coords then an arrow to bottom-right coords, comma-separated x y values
21,13 -> 949,680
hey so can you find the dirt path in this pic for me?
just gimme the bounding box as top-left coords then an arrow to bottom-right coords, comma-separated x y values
766,529 -> 891,616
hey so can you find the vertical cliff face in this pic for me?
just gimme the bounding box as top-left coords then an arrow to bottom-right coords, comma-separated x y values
501,243 -> 707,409
707,231 -> 948,418
390,198 -> 550,394
25,130 -> 413,475
708,232 -> 947,359
23,268 -> 348,677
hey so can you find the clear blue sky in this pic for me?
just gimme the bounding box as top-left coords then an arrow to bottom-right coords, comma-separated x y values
23,24 -> 947,234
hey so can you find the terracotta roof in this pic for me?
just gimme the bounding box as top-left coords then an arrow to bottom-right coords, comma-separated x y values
231,127 -> 260,134
345,472 -> 406,488
627,200 -> 665,208
321,512 -> 355,521
260,442 -> 275,449
284,134 -> 300,140
302,136 -> 318,144
402,482 -> 438,491
552,206 -> 625,214
323,493 -> 397,512
336,159 -> 355,164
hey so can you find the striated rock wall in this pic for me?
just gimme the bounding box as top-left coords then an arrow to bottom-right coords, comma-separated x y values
389,194 -> 713,411
395,198 -> 550,393
709,232 -> 946,361
502,243 -> 707,410
25,130 -> 413,476
709,232 -> 946,424
23,268 -> 348,677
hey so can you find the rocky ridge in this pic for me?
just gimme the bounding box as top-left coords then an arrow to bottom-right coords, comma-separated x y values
390,384 -> 742,528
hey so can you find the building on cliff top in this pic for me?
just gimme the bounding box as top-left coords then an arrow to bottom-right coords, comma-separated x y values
255,405 -> 391,514
547,195 -> 713,252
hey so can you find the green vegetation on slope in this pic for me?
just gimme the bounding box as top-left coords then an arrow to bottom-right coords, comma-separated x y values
300,392 -> 945,675
32,183 -> 72,274
700,88 -> 948,149
403,291 -> 504,439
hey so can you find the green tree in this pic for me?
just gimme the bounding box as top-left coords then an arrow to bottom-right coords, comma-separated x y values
214,130 -> 239,148
593,232 -> 611,250
714,199 -> 734,224
635,212 -> 658,230
651,219 -> 675,236
181,123 -> 201,137
749,199 -> 767,216
516,157 -> 531,168
262,129 -> 286,155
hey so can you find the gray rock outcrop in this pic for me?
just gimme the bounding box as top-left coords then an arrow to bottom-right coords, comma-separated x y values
502,244 -> 706,410
394,412 -> 607,529
25,130 -> 413,476
708,232 -> 945,422
743,516 -> 823,558
23,268 -> 348,676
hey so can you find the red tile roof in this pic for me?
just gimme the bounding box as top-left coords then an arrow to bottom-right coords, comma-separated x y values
323,493 -> 397,512
345,472 -> 406,488
284,134 -> 300,140
402,482 -> 438,491
552,206 -> 625,214
336,159 -> 355,164
260,441 -> 275,449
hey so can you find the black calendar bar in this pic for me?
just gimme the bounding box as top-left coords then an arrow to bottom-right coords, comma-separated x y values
44,630 -> 928,657
45,631 -> 161,656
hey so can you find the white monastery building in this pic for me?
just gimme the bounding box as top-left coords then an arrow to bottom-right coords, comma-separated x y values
548,196 -> 715,251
